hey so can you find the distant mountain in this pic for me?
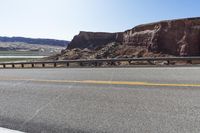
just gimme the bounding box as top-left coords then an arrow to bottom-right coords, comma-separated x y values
0,36 -> 69,47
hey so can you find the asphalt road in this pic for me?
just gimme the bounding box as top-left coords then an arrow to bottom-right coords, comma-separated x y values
0,67 -> 200,133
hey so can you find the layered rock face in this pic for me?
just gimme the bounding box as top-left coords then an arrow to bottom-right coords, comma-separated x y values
124,17 -> 200,56
66,17 -> 200,57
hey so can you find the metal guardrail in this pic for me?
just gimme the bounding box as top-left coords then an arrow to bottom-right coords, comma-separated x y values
0,57 -> 200,68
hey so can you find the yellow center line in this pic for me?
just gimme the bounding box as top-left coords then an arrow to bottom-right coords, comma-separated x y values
0,77 -> 200,87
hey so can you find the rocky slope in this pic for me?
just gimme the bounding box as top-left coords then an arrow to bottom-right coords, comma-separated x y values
57,17 -> 200,60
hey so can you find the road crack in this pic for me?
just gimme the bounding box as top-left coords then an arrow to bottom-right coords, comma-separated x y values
19,84 -> 74,130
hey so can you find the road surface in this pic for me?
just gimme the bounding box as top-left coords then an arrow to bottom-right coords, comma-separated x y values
0,67 -> 200,133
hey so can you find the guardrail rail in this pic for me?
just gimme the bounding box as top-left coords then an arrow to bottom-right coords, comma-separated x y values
0,57 -> 200,68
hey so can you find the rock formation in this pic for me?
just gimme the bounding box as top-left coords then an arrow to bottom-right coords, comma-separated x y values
123,17 -> 200,56
67,31 -> 123,49
62,17 -> 200,60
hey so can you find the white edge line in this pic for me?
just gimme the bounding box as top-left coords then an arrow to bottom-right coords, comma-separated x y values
0,127 -> 25,133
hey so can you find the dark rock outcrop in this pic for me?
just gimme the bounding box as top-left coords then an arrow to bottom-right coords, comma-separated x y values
64,17 -> 200,59
67,31 -> 123,49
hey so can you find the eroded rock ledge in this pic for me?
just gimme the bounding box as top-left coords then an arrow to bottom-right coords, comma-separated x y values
123,17 -> 200,56
67,31 -> 123,49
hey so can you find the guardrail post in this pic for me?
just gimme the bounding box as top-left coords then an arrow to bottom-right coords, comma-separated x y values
3,64 -> 6,68
66,62 -> 69,67
167,60 -> 170,65
111,61 -> 115,66
12,64 -> 15,68
94,62 -> 98,67
21,64 -> 24,68
187,60 -> 192,64
80,62 -> 83,66
54,63 -> 57,67
147,61 -> 154,65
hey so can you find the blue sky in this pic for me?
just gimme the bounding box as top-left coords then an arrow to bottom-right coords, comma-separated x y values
0,0 -> 199,40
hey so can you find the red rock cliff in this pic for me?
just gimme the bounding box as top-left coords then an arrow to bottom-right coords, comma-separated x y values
67,17 -> 200,56
124,17 -> 200,56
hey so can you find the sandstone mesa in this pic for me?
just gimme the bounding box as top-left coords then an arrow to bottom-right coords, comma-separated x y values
59,17 -> 200,60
